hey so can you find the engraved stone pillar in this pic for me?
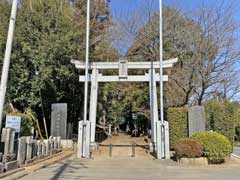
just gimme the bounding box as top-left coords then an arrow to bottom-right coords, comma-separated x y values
149,69 -> 158,146
89,68 -> 99,143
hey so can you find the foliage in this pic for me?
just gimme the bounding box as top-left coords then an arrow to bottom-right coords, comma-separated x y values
3,105 -> 35,136
98,82 -> 150,130
124,5 -> 240,107
174,138 -> 203,158
205,100 -> 237,144
191,131 -> 232,163
167,107 -> 188,148
0,0 -> 117,135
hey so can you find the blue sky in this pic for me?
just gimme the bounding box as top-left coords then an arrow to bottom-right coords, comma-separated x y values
109,0 -> 240,21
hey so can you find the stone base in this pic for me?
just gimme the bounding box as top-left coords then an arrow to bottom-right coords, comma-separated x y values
0,163 -> 3,174
61,140 -> 73,150
90,142 -> 99,150
149,143 -> 155,153
4,160 -> 18,172
179,157 -> 208,166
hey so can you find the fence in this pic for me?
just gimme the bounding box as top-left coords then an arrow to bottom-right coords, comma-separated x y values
0,128 -> 62,173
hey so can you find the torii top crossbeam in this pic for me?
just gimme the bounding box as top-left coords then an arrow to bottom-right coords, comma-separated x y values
71,58 -> 178,70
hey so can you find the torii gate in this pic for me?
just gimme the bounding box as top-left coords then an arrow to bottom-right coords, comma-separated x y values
71,58 -> 177,158
73,0 -> 175,160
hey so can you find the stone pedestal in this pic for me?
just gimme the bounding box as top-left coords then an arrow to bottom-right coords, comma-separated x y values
26,136 -> 33,161
48,137 -> 54,155
32,140 -> 38,158
77,121 -> 91,158
53,137 -> 58,150
17,137 -> 27,165
179,157 -> 208,166
0,163 -> 3,174
1,128 -> 16,162
44,140 -> 50,156
41,142 -> 46,156
4,160 -> 18,172
37,140 -> 42,157
56,137 -> 61,149
156,121 -> 170,159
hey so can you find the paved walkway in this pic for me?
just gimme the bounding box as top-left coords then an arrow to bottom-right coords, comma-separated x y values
21,158 -> 240,180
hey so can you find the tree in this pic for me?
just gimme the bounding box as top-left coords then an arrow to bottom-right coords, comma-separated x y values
118,3 -> 240,107
0,0 -> 117,135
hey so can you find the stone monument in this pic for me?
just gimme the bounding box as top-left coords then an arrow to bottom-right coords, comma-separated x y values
188,106 -> 206,136
51,103 -> 67,139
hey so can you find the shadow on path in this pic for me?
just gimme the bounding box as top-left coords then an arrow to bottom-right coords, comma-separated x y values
50,160 -> 87,180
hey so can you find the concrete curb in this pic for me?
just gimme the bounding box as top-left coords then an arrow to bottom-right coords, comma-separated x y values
0,168 -> 25,179
231,153 -> 240,159
1,151 -> 74,180
26,151 -> 74,172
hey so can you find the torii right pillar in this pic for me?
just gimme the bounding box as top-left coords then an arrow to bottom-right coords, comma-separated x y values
149,68 -> 170,159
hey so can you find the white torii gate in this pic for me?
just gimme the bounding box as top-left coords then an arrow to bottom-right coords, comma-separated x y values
72,58 -> 177,159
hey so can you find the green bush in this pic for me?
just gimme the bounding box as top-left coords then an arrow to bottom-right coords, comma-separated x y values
174,138 -> 203,158
167,107 -> 188,148
191,131 -> 232,163
205,101 -> 236,144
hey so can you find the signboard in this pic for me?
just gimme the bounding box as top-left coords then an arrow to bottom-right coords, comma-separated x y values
5,115 -> 21,133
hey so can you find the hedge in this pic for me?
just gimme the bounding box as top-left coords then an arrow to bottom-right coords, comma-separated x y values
205,101 -> 236,144
167,107 -> 188,148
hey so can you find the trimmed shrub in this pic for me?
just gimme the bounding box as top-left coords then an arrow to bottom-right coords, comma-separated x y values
191,131 -> 232,163
174,138 -> 203,158
205,100 -> 236,144
167,107 -> 188,148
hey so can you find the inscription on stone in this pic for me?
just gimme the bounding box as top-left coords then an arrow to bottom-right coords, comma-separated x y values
119,60 -> 128,79
51,103 -> 67,139
188,106 -> 206,136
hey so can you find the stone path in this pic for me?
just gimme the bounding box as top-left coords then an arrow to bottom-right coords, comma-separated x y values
20,158 -> 240,180
92,133 -> 152,159
19,137 -> 240,180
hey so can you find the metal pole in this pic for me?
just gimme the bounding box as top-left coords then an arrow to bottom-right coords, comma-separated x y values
158,0 -> 165,159
84,0 -> 91,123
159,0 -> 164,124
0,0 -> 18,130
